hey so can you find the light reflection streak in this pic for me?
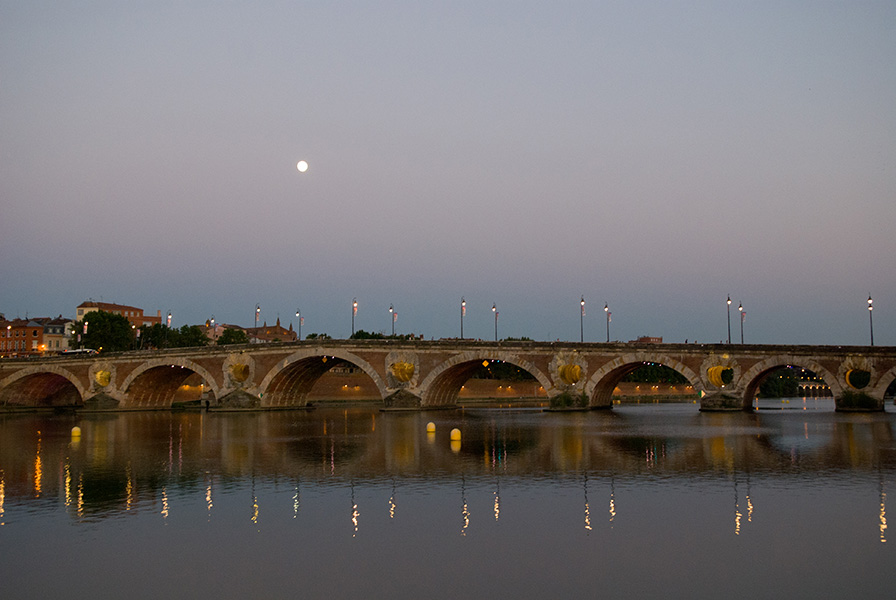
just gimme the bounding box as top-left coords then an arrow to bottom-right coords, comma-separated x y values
880,477 -> 887,543
206,480 -> 214,520
251,477 -> 258,527
461,475 -> 470,536
389,479 -> 396,520
77,474 -> 84,519
746,474 -> 753,523
583,474 -> 591,532
161,487 -> 169,520
0,471 -> 5,525
64,462 -> 72,508
293,477 -> 300,519
33,431 -> 42,497
734,479 -> 742,536
609,478 -> 616,526
126,464 -> 134,511
350,482 -> 359,538
494,478 -> 500,522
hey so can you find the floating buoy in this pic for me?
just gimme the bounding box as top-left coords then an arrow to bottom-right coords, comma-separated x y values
426,422 -> 436,433
450,428 -> 461,441
71,426 -> 81,437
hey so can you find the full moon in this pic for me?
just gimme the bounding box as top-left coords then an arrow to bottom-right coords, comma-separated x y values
296,160 -> 308,173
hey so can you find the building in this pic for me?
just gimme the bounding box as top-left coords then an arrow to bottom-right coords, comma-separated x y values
244,319 -> 297,343
1,316 -> 75,356
34,316 -> 74,353
1,318 -> 45,356
631,336 -> 663,344
76,301 -> 163,329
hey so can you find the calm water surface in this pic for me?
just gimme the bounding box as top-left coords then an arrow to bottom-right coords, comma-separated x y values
2,400 -> 895,599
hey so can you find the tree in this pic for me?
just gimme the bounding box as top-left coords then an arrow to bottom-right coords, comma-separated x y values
73,310 -> 134,352
176,325 -> 209,348
305,333 -> 331,340
217,328 -> 249,345
350,329 -> 385,340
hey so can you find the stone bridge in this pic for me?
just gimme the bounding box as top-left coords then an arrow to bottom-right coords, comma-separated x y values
1,340 -> 894,412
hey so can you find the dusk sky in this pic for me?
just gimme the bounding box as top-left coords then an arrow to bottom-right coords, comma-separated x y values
2,1 -> 894,345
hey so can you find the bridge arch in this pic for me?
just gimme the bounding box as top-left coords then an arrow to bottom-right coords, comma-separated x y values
585,352 -> 701,408
739,356 -> 843,405
0,365 -> 86,408
870,365 -> 896,400
260,348 -> 387,407
120,358 -> 221,409
419,350 -> 552,407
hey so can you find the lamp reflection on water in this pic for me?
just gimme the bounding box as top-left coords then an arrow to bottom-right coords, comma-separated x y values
583,474 -> 592,532
77,474 -> 84,519
64,462 -> 72,509
251,477 -> 258,527
350,482 -> 359,538
460,475 -> 470,536
0,472 -> 5,526
33,431 -> 42,497
609,477 -> 616,526
494,478 -> 500,522
389,479 -> 396,520
126,464 -> 134,511
880,475 -> 888,543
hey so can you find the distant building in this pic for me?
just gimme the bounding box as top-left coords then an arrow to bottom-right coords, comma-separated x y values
1,315 -> 74,355
631,336 -> 663,344
76,301 -> 163,329
244,318 -> 297,343
34,316 -> 74,353
1,318 -> 45,356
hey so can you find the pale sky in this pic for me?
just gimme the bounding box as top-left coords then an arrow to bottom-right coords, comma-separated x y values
2,1 -> 894,345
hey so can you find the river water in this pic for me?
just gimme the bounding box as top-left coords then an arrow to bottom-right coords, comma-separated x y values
2,399 -> 895,599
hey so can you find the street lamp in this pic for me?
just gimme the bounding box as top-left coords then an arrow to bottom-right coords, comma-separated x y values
210,315 -> 215,342
352,298 -> 358,336
868,295 -> 874,346
604,303 -> 610,343
460,297 -> 466,339
295,310 -> 301,341
726,296 -> 732,344
492,303 -> 498,342
254,304 -> 260,328
738,303 -> 744,344
389,304 -> 395,336
580,296 -> 585,343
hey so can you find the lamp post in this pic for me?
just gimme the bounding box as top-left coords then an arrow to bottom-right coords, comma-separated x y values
255,304 -> 260,328
604,303 -> 610,343
209,315 -> 215,342
389,304 -> 395,336
351,298 -> 358,336
295,310 -> 301,341
868,295 -> 874,346
738,303 -> 744,344
580,296 -> 585,343
460,297 -> 466,340
492,303 -> 498,342
726,296 -> 732,344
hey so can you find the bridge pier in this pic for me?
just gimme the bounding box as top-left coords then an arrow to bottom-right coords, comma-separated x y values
834,391 -> 885,412
217,389 -> 263,409
382,389 -> 425,410
699,392 -> 748,412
